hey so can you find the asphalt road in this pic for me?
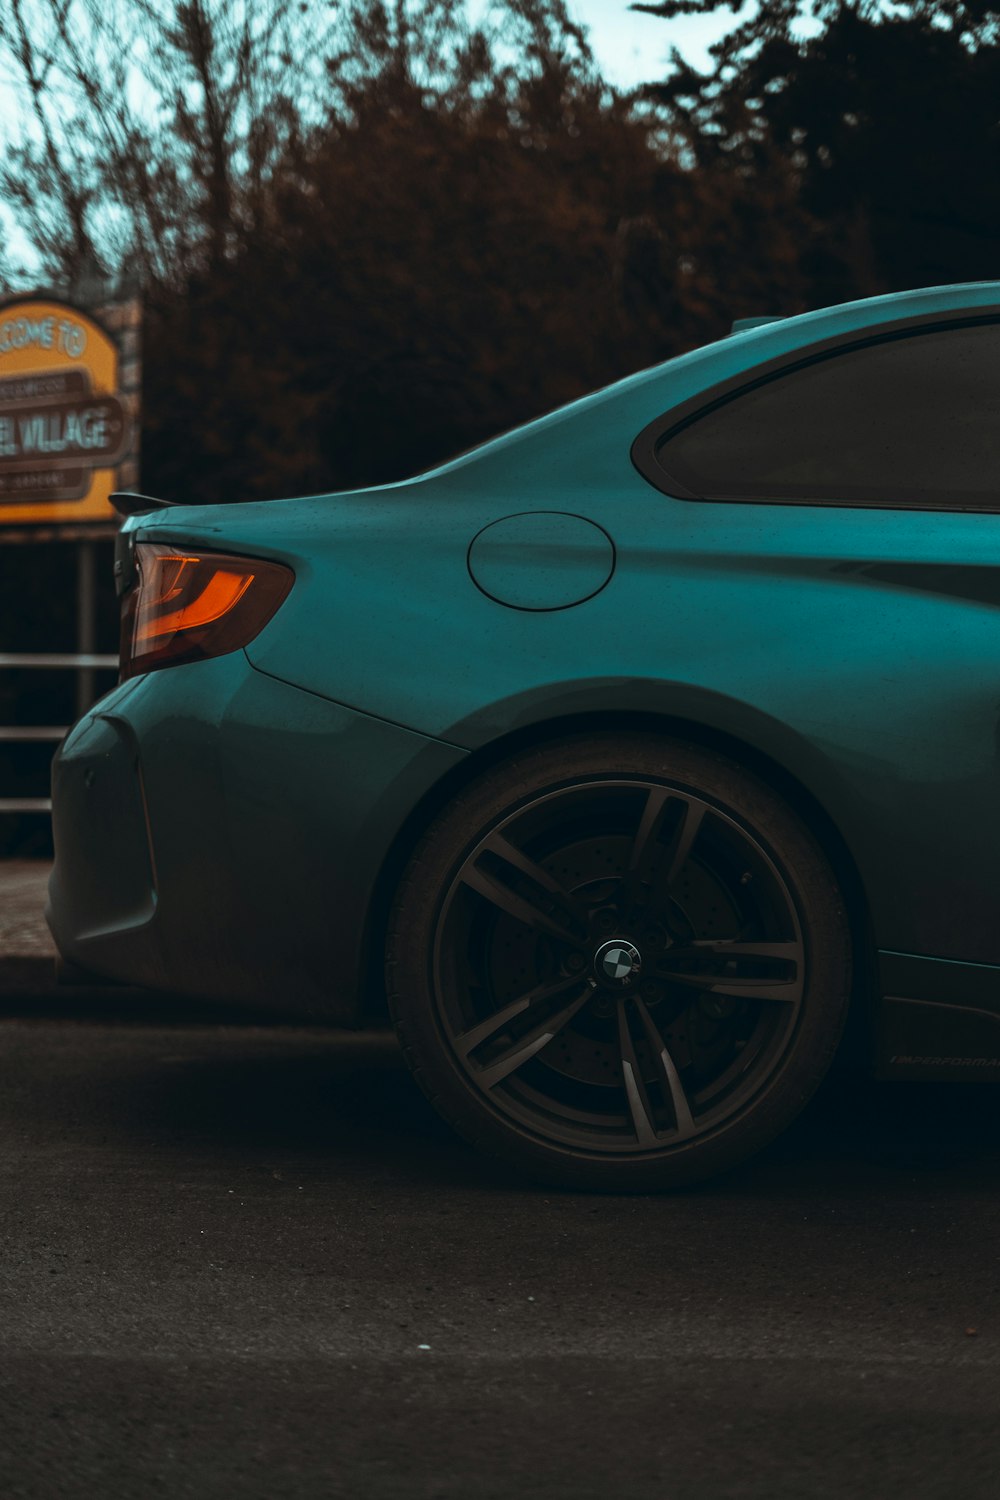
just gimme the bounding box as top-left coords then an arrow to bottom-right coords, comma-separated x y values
2,999 -> 1000,1500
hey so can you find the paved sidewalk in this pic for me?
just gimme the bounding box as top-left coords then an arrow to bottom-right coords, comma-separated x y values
0,861 -> 56,990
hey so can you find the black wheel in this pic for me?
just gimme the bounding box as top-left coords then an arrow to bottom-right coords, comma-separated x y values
386,734 -> 852,1190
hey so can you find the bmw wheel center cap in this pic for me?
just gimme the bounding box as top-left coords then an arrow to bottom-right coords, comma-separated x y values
594,939 -> 643,987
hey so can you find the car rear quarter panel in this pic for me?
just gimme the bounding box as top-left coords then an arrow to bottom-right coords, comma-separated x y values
136,458 -> 1000,976
49,652 -> 465,1015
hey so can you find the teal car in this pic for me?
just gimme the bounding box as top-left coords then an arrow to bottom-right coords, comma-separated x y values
48,282 -> 1000,1189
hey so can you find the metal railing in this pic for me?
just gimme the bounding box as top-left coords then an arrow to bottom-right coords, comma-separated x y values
0,648 -> 118,814
1,540 -> 118,816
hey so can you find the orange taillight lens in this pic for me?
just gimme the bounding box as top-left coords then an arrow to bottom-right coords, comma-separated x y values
120,543 -> 293,679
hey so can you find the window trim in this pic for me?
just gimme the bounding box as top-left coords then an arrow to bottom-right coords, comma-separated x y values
630,307 -> 1000,513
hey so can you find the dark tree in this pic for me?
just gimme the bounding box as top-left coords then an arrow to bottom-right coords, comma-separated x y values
636,0 -> 1000,306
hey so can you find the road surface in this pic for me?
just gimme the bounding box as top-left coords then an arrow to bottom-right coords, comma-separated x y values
1,997 -> 998,1498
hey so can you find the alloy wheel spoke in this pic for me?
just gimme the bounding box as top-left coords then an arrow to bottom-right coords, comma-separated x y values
674,939 -> 802,962
622,788 -> 706,919
461,860 -> 582,944
627,785 -> 672,879
462,832 -> 588,943
617,998 -> 659,1147
454,973 -> 585,1058
696,979 -> 801,1003
481,834 -> 583,911
658,937 -> 803,1005
647,798 -> 705,912
463,979 -> 593,1090
634,996 -> 696,1139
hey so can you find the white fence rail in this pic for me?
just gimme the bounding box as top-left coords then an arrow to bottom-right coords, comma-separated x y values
1,647 -> 118,815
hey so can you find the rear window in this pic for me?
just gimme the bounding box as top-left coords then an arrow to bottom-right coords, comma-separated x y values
654,320 -> 1000,510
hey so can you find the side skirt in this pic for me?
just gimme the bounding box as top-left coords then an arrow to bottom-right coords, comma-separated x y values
878,950 -> 1000,1080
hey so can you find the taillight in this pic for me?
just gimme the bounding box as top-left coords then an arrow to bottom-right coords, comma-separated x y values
120,543 -> 293,680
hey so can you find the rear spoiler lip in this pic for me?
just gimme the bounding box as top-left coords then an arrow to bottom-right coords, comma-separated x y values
110,491 -> 179,518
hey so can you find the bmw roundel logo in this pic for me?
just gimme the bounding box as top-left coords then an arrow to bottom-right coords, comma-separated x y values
595,940 -> 643,987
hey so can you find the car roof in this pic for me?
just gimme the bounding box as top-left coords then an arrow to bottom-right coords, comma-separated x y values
609,279 -> 1000,404
722,280 -> 1000,351
421,282 -> 1000,487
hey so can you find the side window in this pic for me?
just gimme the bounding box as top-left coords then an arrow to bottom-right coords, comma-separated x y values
653,321 -> 1000,509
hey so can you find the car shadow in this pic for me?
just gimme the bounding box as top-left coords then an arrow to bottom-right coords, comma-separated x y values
723,1066 -> 1000,1201
4,997 -> 1000,1197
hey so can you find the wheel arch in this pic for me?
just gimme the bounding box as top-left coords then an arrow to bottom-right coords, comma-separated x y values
361,703 -> 876,1051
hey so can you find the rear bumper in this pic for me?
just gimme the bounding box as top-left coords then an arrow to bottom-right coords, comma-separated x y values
47,653 -> 466,1020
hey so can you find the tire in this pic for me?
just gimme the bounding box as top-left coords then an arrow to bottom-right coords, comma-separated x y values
386,733 -> 852,1191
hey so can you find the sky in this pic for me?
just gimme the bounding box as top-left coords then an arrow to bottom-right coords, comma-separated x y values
564,0 -> 745,84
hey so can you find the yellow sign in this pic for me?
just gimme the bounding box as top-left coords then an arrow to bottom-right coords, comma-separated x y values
0,296 -> 137,526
